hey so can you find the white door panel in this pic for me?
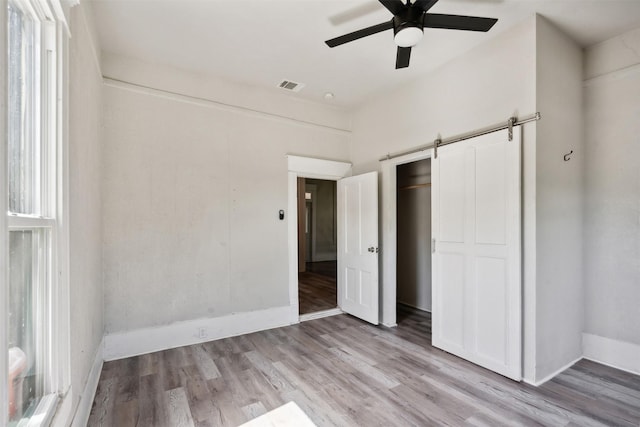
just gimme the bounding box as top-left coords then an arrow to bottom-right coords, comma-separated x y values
432,129 -> 521,381
338,172 -> 379,325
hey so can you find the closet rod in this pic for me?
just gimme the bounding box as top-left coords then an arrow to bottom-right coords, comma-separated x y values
399,183 -> 431,190
379,112 -> 541,162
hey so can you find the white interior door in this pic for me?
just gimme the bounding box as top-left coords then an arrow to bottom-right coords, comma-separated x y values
337,172 -> 379,325
432,129 -> 522,380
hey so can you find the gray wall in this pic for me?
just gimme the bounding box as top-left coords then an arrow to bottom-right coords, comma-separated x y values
534,16 -> 585,381
584,28 -> 640,346
68,2 -> 104,419
102,58 -> 351,334
396,159 -> 431,312
305,179 -> 337,262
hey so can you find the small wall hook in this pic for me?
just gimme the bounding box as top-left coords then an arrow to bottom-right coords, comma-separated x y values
564,150 -> 573,161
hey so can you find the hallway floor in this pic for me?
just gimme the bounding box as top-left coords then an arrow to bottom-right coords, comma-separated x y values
298,261 -> 336,315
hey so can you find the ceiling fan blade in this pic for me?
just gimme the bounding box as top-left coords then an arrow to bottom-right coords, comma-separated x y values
329,2 -> 382,26
378,0 -> 406,16
423,13 -> 498,32
325,20 -> 394,47
396,46 -> 411,69
414,0 -> 440,12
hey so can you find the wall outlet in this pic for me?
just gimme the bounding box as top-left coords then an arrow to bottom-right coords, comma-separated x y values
198,327 -> 207,339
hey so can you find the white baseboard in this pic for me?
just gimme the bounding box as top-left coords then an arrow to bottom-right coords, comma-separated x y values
104,305 -> 297,361
309,254 -> 337,263
71,338 -> 105,427
523,355 -> 583,387
397,301 -> 432,313
299,307 -> 342,322
583,333 -> 640,376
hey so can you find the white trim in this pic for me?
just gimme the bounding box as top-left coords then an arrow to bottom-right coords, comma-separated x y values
7,215 -> 56,229
104,79 -> 351,135
287,156 -> 351,318
104,306 -> 296,361
287,155 -> 352,179
582,333 -> 640,376
50,387 -> 73,427
299,308 -> 343,322
55,14 -> 72,402
288,172 -> 300,315
0,2 -> 9,423
523,356 -> 583,387
69,338 -> 103,427
380,149 -> 434,327
584,62 -> 640,87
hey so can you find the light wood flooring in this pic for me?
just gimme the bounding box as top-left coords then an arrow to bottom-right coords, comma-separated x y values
89,306 -> 640,426
298,261 -> 337,315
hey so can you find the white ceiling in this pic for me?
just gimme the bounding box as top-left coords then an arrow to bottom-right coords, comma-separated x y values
91,0 -> 640,108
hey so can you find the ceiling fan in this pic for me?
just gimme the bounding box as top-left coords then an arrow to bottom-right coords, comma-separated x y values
325,0 -> 498,69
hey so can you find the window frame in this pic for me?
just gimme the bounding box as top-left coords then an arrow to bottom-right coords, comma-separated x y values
3,0 -> 70,425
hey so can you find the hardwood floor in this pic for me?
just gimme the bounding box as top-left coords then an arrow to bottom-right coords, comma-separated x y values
298,261 -> 337,315
89,307 -> 640,427
304,261 -> 337,278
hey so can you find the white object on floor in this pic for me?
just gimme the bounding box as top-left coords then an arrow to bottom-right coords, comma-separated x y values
9,347 -> 28,419
240,402 -> 317,427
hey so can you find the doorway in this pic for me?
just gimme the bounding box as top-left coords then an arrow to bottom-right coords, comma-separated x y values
396,159 -> 432,325
287,156 -> 379,325
297,178 -> 337,315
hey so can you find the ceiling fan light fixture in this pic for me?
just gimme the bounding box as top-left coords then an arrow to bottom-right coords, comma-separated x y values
394,26 -> 423,47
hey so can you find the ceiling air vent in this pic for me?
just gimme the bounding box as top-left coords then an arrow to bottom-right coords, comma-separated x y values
277,79 -> 305,93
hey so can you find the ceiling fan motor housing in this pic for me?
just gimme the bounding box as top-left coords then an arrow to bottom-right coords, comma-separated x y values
393,7 -> 425,47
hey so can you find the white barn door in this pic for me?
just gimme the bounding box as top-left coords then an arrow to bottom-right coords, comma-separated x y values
432,129 -> 522,380
337,172 -> 379,325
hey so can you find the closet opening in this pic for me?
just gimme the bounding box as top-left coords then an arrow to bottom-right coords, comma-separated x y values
396,158 -> 432,331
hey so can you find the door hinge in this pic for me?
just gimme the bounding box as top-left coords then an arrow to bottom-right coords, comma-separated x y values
431,238 -> 436,253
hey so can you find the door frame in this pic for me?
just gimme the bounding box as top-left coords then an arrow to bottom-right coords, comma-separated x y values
380,149 -> 434,327
304,183 -> 317,262
287,156 -> 352,322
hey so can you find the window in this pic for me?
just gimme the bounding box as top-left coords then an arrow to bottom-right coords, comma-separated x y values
4,0 -> 68,425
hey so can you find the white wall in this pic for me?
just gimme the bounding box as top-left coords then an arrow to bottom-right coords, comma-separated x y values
351,16 -> 538,381
102,58 -> 351,335
101,53 -> 351,133
65,2 -> 105,423
534,16 -> 584,382
584,28 -> 640,352
396,159 -> 431,312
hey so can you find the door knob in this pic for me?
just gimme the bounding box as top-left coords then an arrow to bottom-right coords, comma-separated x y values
368,247 -> 375,253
